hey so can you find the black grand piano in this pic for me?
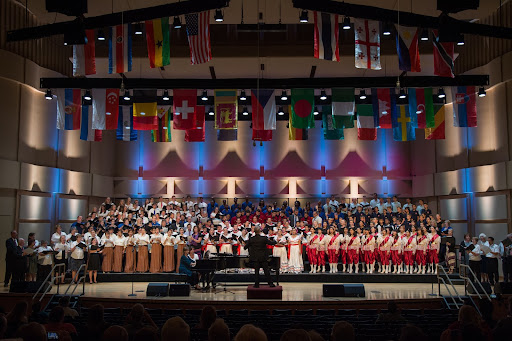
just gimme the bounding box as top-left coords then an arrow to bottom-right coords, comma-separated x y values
194,254 -> 280,289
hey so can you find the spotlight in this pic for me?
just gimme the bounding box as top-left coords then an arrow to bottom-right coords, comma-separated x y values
277,106 -> 285,115
342,16 -> 351,30
398,88 -> 407,99
420,28 -> 429,41
45,89 -> 53,100
208,107 -> 215,116
280,90 -> 288,101
437,88 -> 446,99
162,90 -> 170,101
299,10 -> 309,23
201,90 -> 208,101
123,90 -> 131,101
173,16 -> 182,29
240,90 -> 247,101
242,107 -> 249,116
313,107 -> 319,115
134,23 -> 143,35
214,9 -> 224,22
83,90 -> 92,101
478,86 -> 486,97
97,29 -> 106,41
320,90 -> 327,101
457,34 -> 465,46
359,89 -> 367,100
382,23 -> 392,36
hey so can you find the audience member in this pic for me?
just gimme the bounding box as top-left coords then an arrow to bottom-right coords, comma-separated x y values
161,316 -> 190,341
16,321 -> 47,341
307,330 -> 325,341
281,329 -> 311,341
399,325 -> 427,341
330,321 -> 355,341
134,326 -> 160,341
124,304 -> 158,341
376,301 -> 406,323
234,324 -> 267,341
29,301 -> 48,324
44,306 -> 77,336
102,325 -> 129,341
5,300 -> 28,338
59,296 -> 79,319
79,303 -> 110,340
440,305 -> 491,341
196,305 -> 217,331
208,318 -> 230,341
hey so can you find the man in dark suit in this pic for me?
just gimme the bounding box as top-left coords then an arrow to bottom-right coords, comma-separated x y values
244,227 -> 276,288
4,230 -> 18,287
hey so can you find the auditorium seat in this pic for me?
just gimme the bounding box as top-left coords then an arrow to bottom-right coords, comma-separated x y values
316,309 -> 336,316
273,309 -> 292,315
164,309 -> 183,316
295,309 -> 314,315
338,309 -> 357,315
228,309 -> 249,316
250,309 -> 270,316
185,309 -> 203,316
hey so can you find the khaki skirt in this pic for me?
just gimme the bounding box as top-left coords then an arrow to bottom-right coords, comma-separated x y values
163,245 -> 175,272
124,246 -> 136,273
150,243 -> 162,273
113,246 -> 124,272
102,247 -> 114,272
176,244 -> 185,270
136,245 -> 149,273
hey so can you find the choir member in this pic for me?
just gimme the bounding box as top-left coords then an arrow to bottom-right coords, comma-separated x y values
307,230 -> 319,273
204,228 -> 218,256
287,229 -> 303,273
326,227 -> 340,273
378,229 -> 392,274
124,229 -> 137,273
362,228 -> 376,274
179,247 -> 199,290
486,237 -> 500,285
101,231 -> 115,273
316,228 -> 328,273
402,230 -> 416,274
272,230 -> 288,273
149,228 -> 163,273
219,228 -> 233,254
36,240 -> 53,282
238,229 -> 250,256
189,226 -> 203,258
390,230 -> 402,274
69,234 -> 86,283
53,235 -> 69,284
427,227 -> 441,274
415,229 -> 428,274
340,227 -> 349,273
347,228 -> 361,273
136,228 -> 150,273
87,238 -> 102,284
162,230 -> 175,272
51,225 -> 67,246
468,237 -> 482,282
444,229 -> 456,274
113,230 -> 126,272
175,228 -> 187,270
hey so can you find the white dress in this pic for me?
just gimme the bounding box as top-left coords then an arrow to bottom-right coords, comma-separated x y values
204,234 -> 218,255
287,235 -> 304,273
238,235 -> 250,256
273,236 -> 289,273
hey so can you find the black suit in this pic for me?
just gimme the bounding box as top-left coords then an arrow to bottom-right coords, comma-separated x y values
4,238 -> 18,285
244,234 -> 276,286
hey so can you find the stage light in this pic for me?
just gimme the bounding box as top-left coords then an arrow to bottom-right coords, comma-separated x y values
437,88 -> 446,99
173,16 -> 182,29
242,107 -> 249,115
260,141 -> 263,146
342,16 -> 351,30
97,29 -> 106,41
162,90 -> 170,101
313,107 -> 319,115
134,23 -> 143,35
214,9 -> 224,22
280,90 -> 288,101
123,90 -> 131,101
320,90 -> 327,101
382,23 -> 392,36
277,106 -> 285,115
201,90 -> 208,101
420,29 -> 429,41
240,90 -> 247,101
359,89 -> 367,100
45,89 -> 53,100
83,90 -> 92,101
478,86 -> 486,97
208,108 -> 215,116
299,10 -> 309,23
457,34 -> 465,46
398,88 -> 407,99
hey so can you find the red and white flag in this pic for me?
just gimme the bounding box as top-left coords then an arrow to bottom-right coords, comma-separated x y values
185,11 -> 212,65
173,89 -> 197,130
185,106 -> 205,142
354,19 -> 381,70
92,89 -> 119,130
432,30 -> 455,78
108,24 -> 132,74
73,30 -> 96,77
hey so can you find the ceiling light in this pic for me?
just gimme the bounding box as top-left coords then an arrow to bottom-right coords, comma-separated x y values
45,89 -> 53,100
382,23 -> 392,36
134,23 -> 143,35
398,88 -> 407,99
320,90 -> 327,101
201,90 -> 208,101
242,107 -> 249,116
277,106 -> 285,115
97,29 -> 106,41
420,28 -> 429,41
208,107 -> 215,116
123,90 -> 131,101
313,107 -> 319,115
280,90 -> 288,101
342,16 -> 351,30
299,10 -> 309,23
214,9 -> 224,22
162,90 -> 170,101
173,16 -> 182,29
83,90 -> 92,101
359,89 -> 367,100
478,86 -> 486,97
240,90 -> 247,101
437,88 -> 446,99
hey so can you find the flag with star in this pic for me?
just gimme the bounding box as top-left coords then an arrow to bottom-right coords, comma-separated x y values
392,105 -> 416,141
152,105 -> 172,142
145,17 -> 170,68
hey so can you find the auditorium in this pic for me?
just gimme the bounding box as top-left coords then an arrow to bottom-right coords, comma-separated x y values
1,0 -> 512,340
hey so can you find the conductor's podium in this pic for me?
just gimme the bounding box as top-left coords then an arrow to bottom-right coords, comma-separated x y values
247,285 -> 283,299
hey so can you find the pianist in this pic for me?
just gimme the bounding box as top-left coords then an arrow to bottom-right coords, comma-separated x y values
179,247 -> 200,289
244,226 -> 277,288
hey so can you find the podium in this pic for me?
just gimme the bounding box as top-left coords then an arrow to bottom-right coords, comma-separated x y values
247,285 -> 283,299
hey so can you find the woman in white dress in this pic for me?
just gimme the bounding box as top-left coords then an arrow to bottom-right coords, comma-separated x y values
273,230 -> 289,273
238,229 -> 250,256
287,229 -> 304,274
203,228 -> 218,256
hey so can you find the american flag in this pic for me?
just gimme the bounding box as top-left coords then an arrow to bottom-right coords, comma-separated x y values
185,11 -> 212,65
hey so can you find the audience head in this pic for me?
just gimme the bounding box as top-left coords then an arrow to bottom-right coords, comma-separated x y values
127,303 -> 145,323
234,324 -> 267,341
281,329 -> 311,341
200,306 -> 217,330
7,300 -> 28,323
102,325 -> 128,341
458,305 -> 480,325
399,325 -> 427,341
208,318 -> 230,341
49,306 -> 65,323
331,321 -> 354,341
87,304 -> 105,324
16,322 -> 47,341
161,316 -> 190,341
307,330 -> 324,341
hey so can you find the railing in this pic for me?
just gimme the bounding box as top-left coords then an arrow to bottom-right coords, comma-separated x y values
459,264 -> 492,302
64,264 -> 86,296
32,263 -> 65,302
436,264 -> 463,310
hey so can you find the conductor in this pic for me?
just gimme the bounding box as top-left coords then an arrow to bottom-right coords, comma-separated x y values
244,227 -> 276,288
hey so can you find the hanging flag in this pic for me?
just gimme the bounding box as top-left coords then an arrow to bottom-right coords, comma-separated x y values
214,90 -> 238,129
80,105 -> 102,141
289,106 -> 308,140
185,106 -> 206,142
322,106 -> 344,140
133,102 -> 158,130
354,19 -> 381,70
173,89 -> 197,130
291,88 -> 315,129
185,11 -> 212,65
356,103 -> 377,140
217,130 -> 238,141
432,30 -> 455,78
109,24 -> 132,74
73,30 -> 96,77
452,86 -> 477,127
252,129 -> 273,141
145,17 -> 171,68
251,89 -> 276,130
92,89 -> 119,130
116,106 -> 137,141
56,89 -> 81,130
313,11 -> 340,62
425,104 -> 446,140
371,88 -> 396,129
408,88 -> 435,128
392,105 -> 416,141
152,105 -> 172,142
396,25 -> 421,72
331,88 -> 355,129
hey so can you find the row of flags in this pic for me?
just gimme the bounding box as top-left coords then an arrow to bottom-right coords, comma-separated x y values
55,86 -> 478,142
314,13 -> 455,77
72,12 -> 211,77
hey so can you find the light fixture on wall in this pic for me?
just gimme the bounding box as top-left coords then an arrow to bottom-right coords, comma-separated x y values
342,16 -> 351,30
398,88 -> 407,99
97,29 -> 106,41
83,89 -> 92,101
437,87 -> 446,99
320,90 -> 327,101
201,90 -> 208,101
457,34 -> 465,46
208,107 -> 215,116
214,9 -> 224,22
277,106 -> 285,115
134,23 -> 143,35
420,28 -> 429,41
478,86 -> 486,97
280,90 -> 288,101
45,89 -> 53,100
239,90 -> 247,101
242,107 -> 249,115
299,10 -> 309,23
382,22 -> 392,36
162,90 -> 170,101
359,89 -> 367,100
173,16 -> 182,29
313,106 -> 319,115
123,90 -> 131,101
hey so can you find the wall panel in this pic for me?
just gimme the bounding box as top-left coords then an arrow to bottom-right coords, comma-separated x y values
59,170 -> 91,196
20,163 -> 59,193
474,194 -> 508,220
58,197 -> 88,221
439,197 -> 468,221
19,194 -> 51,220
18,223 -> 51,242
0,77 -> 20,161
